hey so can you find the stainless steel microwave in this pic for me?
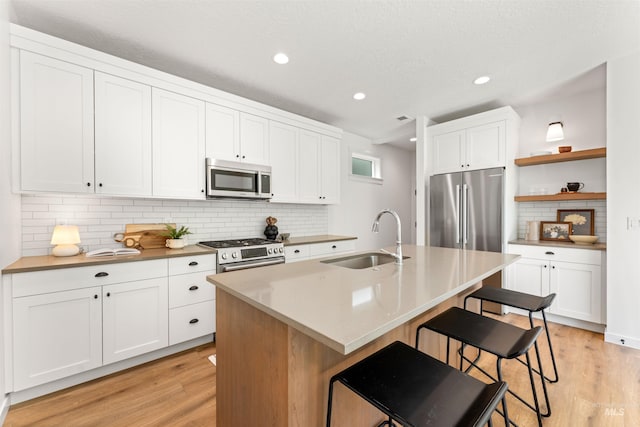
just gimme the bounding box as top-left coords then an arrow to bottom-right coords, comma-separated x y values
206,158 -> 272,200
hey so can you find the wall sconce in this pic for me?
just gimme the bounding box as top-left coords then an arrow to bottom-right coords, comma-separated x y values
51,225 -> 81,257
546,122 -> 564,142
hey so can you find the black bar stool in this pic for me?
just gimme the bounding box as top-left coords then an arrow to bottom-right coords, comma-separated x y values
416,307 -> 549,427
326,340 -> 509,427
464,287 -> 559,383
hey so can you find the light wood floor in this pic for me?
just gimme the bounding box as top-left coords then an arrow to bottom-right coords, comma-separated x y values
4,314 -> 640,426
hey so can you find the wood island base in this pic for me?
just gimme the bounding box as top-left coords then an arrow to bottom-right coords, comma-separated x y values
216,285 -> 480,427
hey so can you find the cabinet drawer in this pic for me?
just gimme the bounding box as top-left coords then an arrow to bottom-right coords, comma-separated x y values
168,254 -> 216,275
12,259 -> 167,297
169,300 -> 216,345
507,244 -> 602,265
285,245 -> 309,262
308,240 -> 356,257
168,271 -> 216,308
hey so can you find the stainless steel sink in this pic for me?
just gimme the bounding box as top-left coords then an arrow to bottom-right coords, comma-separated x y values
321,252 -> 410,269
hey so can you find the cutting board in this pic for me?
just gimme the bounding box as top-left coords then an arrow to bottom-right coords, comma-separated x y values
120,223 -> 175,249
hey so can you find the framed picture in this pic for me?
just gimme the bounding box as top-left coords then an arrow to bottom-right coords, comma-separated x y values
557,209 -> 595,236
540,221 -> 573,241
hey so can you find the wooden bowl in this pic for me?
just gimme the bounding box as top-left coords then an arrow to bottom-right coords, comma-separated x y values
558,146 -> 572,153
569,235 -> 598,245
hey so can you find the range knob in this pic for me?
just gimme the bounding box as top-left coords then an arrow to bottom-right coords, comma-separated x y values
268,248 -> 273,254
221,253 -> 228,260
279,247 -> 284,253
232,252 -> 238,259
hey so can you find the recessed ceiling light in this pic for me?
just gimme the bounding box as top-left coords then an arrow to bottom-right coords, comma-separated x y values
273,53 -> 289,64
353,92 -> 366,100
409,137 -> 417,142
473,76 -> 491,85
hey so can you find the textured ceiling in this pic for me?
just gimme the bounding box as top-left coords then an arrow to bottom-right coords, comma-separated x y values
9,0 -> 640,149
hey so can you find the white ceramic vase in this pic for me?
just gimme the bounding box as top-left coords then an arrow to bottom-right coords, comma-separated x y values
165,238 -> 186,249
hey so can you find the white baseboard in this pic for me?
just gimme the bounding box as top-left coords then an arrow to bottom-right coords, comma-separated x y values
604,332 -> 640,350
505,307 -> 605,333
9,335 -> 213,405
0,394 -> 10,426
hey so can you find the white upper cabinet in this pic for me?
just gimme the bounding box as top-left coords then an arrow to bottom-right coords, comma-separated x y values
19,51 -> 95,193
152,88 -> 206,199
431,121 -> 506,174
94,72 -> 152,196
239,112 -> 270,164
269,121 -> 298,202
298,130 -> 322,203
319,135 -> 341,204
205,103 -> 240,162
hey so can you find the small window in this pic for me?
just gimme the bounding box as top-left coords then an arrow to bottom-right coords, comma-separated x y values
351,152 -> 382,183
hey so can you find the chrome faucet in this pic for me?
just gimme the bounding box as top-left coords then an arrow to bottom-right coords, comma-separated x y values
372,209 -> 403,265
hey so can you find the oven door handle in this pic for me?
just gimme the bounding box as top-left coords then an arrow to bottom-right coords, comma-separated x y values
220,258 -> 285,272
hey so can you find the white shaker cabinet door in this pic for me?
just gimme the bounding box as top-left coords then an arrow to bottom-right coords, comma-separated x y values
13,287 -> 103,391
205,102 -> 240,162
320,135 -> 340,204
19,51 -> 94,193
549,261 -> 602,323
152,88 -> 206,199
95,72 -> 152,196
297,130 -> 321,203
465,121 -> 505,171
432,130 -> 464,174
269,121 -> 298,202
507,257 -> 548,297
239,112 -> 269,164
102,278 -> 169,365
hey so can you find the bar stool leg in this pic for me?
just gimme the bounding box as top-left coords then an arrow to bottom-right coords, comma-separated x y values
532,310 -> 559,383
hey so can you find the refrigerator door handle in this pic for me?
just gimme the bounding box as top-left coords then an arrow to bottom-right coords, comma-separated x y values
462,184 -> 469,245
455,184 -> 461,244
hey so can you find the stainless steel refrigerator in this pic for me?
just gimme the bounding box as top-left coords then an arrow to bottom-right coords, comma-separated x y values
429,167 -> 504,312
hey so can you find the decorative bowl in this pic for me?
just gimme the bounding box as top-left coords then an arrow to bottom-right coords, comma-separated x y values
558,146 -> 572,153
569,235 -> 598,245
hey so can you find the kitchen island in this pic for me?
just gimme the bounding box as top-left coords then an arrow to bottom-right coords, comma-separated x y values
208,245 -> 519,426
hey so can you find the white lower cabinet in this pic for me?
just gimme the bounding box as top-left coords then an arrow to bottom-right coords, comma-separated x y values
168,255 -> 216,345
285,239 -> 356,263
12,287 -> 102,391
506,244 -> 604,324
102,278 -> 168,365
8,255 -> 216,392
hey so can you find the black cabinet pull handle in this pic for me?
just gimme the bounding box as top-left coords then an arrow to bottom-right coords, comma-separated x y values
106,292 -> 111,297
294,249 -> 300,254
95,272 -> 109,278
86,182 -> 91,187
332,245 -> 337,249
189,318 -> 199,324
94,294 -> 98,299
189,285 -> 199,291
189,261 -> 198,266
545,251 -> 555,255
543,265 -> 548,268
552,265 -> 556,269
99,183 -> 103,187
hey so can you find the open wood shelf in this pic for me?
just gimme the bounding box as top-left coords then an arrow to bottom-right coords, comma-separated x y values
514,192 -> 606,202
514,147 -> 606,166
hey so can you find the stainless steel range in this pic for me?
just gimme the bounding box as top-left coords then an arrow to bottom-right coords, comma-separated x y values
199,238 -> 285,273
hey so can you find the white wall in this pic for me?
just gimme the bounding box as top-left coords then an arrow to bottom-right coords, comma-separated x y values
1,0 -> 22,417
328,132 -> 415,251
605,51 -> 640,349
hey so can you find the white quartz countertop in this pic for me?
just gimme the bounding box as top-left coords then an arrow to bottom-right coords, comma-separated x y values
208,245 -> 519,355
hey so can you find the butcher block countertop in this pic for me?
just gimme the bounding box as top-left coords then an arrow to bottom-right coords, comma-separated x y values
209,244 -> 519,355
2,245 -> 215,274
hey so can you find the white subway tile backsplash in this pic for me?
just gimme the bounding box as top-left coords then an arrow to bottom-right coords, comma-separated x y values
517,200 -> 606,242
21,194 -> 328,256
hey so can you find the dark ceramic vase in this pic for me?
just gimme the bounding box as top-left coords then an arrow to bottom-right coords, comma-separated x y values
264,225 -> 278,240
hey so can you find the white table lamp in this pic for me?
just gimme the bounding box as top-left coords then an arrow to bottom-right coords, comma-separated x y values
51,225 -> 81,257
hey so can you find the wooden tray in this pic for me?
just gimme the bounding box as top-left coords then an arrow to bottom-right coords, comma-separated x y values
114,223 -> 175,249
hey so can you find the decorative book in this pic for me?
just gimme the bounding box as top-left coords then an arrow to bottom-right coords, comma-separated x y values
85,248 -> 141,257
